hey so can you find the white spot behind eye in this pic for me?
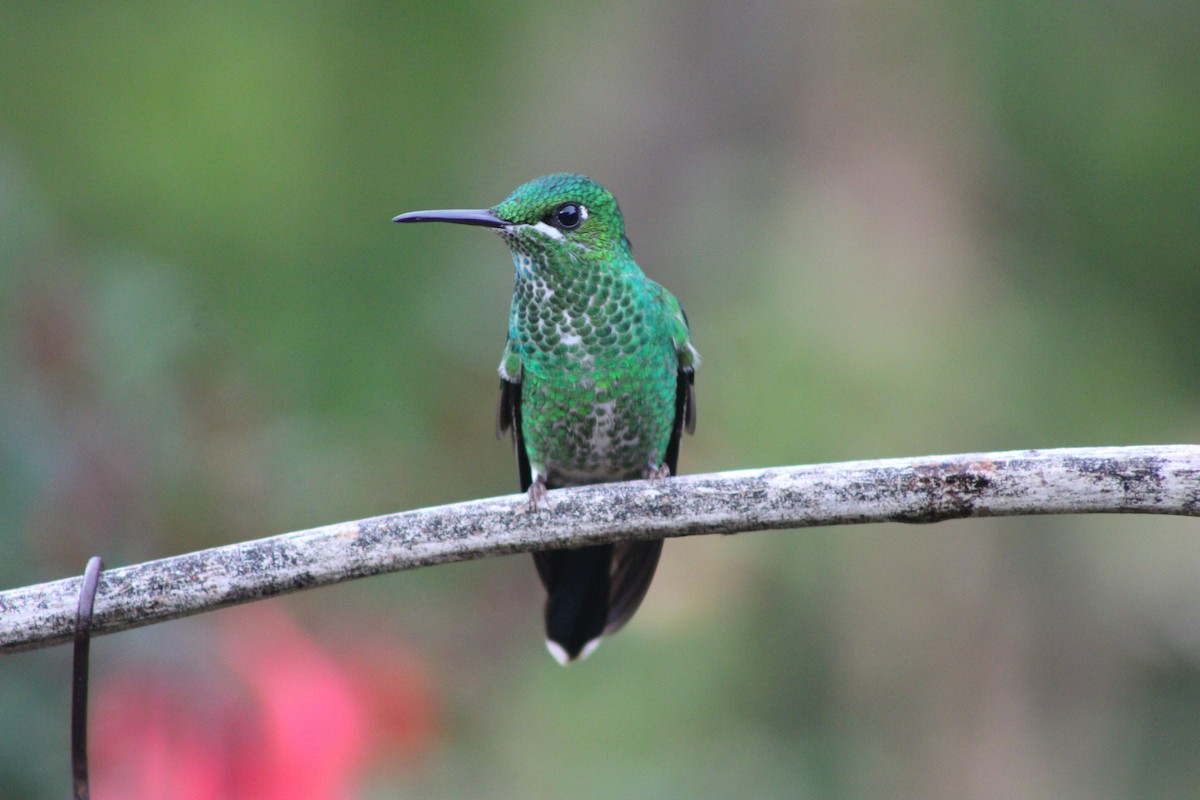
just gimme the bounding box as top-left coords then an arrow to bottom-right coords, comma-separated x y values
577,205 -> 589,222
531,221 -> 565,240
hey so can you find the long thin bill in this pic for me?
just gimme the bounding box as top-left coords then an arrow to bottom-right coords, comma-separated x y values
392,208 -> 507,227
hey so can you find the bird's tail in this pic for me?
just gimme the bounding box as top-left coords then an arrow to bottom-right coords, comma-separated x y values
534,539 -> 663,665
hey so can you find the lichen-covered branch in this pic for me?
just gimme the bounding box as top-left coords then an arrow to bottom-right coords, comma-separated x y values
2,445 -> 1197,654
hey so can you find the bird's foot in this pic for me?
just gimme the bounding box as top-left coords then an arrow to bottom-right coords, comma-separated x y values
524,477 -> 549,511
643,463 -> 671,480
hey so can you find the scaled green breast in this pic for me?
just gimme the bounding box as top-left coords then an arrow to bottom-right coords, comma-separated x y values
512,270 -> 678,485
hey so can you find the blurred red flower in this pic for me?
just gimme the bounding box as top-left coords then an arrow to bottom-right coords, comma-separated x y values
90,605 -> 437,799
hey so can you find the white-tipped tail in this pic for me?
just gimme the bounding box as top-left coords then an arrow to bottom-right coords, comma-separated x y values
545,636 -> 604,667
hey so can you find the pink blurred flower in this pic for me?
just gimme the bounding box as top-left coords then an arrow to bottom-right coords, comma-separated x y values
91,605 -> 437,799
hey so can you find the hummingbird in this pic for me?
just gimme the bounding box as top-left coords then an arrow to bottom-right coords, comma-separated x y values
393,173 -> 697,664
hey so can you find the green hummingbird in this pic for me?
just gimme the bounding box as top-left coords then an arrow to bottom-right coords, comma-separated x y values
394,173 -> 697,664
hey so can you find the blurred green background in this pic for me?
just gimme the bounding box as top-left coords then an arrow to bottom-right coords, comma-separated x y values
2,3 -> 1199,798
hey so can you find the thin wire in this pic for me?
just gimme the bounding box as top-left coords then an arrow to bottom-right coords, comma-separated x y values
72,556 -> 103,800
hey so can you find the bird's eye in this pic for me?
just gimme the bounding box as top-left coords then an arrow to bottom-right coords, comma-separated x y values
552,203 -> 583,230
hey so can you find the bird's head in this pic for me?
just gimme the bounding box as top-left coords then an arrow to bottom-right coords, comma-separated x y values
394,173 -> 632,274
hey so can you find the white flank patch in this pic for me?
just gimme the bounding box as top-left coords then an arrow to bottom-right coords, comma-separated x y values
560,333 -> 582,345
531,221 -> 565,240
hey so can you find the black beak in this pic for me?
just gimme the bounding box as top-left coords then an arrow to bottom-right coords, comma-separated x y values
392,208 -> 508,228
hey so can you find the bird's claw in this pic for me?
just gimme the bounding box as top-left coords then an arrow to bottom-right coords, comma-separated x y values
524,478 -> 549,512
643,463 -> 671,480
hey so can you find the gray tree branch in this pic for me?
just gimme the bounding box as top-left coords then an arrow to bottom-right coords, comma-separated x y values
1,444 -> 1197,654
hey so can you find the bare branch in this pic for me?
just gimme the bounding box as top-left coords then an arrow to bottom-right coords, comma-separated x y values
2,445 -> 1197,655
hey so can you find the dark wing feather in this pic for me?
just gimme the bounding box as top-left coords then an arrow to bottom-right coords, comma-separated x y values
497,377 -> 531,493
661,365 -> 696,476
